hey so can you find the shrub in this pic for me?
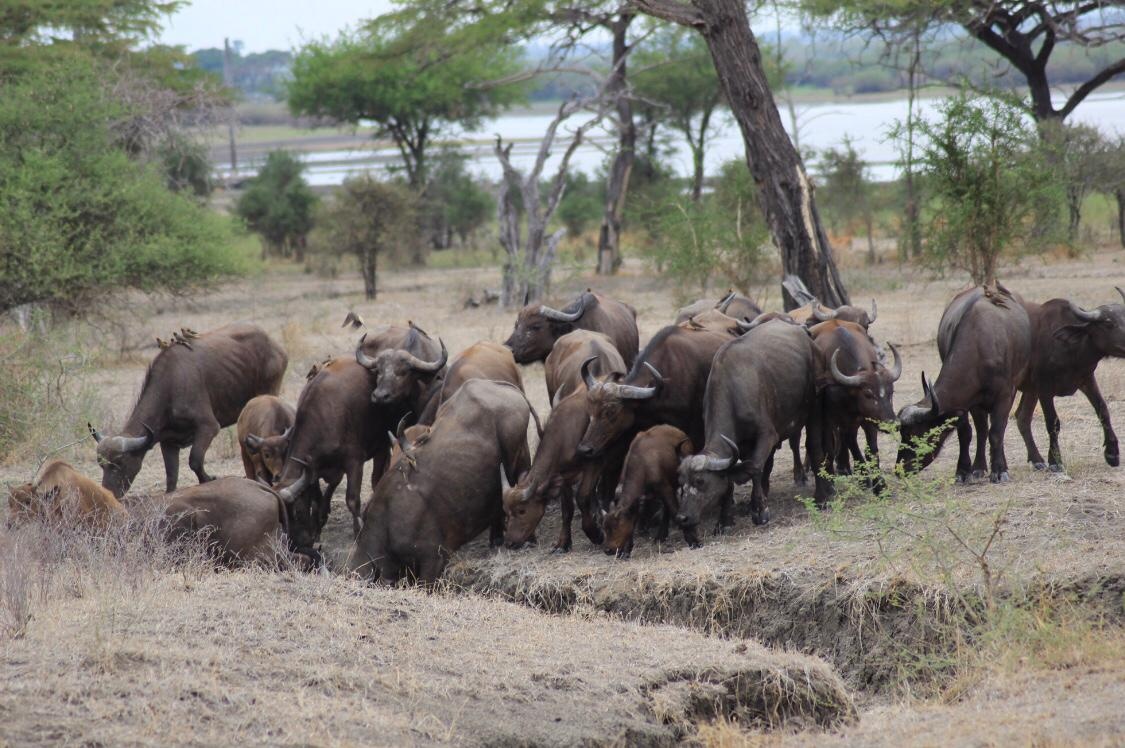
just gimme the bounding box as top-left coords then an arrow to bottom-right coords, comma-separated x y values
555,172 -> 603,239
235,150 -> 318,261
423,149 -> 494,249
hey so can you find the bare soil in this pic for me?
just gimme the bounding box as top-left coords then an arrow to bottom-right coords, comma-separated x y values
2,248 -> 1123,745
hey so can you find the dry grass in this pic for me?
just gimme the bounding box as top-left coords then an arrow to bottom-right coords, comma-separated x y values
2,245 -> 1124,744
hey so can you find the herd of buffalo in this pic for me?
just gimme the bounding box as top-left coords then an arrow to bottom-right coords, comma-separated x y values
8,282 -> 1125,583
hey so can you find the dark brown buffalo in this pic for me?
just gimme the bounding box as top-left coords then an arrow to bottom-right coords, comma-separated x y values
354,322 -> 447,412
577,322 -> 736,459
8,460 -> 125,528
675,290 -> 761,325
897,285 -> 1031,483
502,391 -> 605,552
804,299 -> 879,329
602,426 -> 695,559
1015,288 -> 1125,471
417,341 -> 523,425
809,320 -> 901,477
504,289 -> 639,367
347,380 -> 532,584
237,395 -> 295,486
164,477 -> 307,565
543,330 -> 626,406
677,319 -> 830,535
274,324 -> 439,537
90,322 -> 287,497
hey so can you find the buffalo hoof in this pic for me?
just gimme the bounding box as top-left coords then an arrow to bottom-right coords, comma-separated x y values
1032,461 -> 1047,471
1105,450 -> 1119,468
990,471 -> 1011,483
751,508 -> 770,526
606,549 -> 631,560
550,544 -> 572,554
793,473 -> 808,487
687,539 -> 703,549
1048,463 -> 1065,473
971,469 -> 987,483
955,472 -> 970,484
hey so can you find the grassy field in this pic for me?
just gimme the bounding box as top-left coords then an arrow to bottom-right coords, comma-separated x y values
1,242 -> 1123,744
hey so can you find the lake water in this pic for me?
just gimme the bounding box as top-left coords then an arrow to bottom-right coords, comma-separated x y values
218,89 -> 1125,187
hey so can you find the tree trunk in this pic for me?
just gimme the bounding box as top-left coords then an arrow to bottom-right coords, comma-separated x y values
361,248 -> 377,300
690,142 -> 705,202
596,16 -> 635,276
903,28 -> 923,260
1067,187 -> 1082,242
648,0 -> 848,308
1117,188 -> 1125,249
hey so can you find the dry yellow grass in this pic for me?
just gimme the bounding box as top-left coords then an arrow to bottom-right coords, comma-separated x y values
2,246 -> 1124,744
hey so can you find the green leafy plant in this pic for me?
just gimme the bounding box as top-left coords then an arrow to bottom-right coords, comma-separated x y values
235,150 -> 317,261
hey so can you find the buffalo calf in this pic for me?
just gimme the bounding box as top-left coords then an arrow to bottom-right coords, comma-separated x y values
7,460 -> 124,528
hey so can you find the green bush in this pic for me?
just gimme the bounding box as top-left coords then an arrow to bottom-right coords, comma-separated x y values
0,57 -> 242,315
555,172 -> 603,239
235,150 -> 318,261
424,149 -> 494,249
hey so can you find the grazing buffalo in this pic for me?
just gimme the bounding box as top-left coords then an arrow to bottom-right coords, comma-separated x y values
602,426 -> 696,559
164,477 -> 311,565
680,309 -> 743,336
417,341 -> 523,424
354,323 -> 447,412
809,320 -> 901,476
275,324 -> 444,537
7,460 -> 125,528
677,319 -> 829,535
1016,288 -> 1125,471
675,290 -> 761,325
504,290 -> 639,367
502,390 -> 607,552
577,322 -> 736,459
237,395 -> 295,486
543,330 -> 626,406
347,380 -> 533,584
90,322 -> 288,497
897,285 -> 1031,483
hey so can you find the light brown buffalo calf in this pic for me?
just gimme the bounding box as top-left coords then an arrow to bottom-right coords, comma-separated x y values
7,460 -> 125,528
237,395 -> 295,485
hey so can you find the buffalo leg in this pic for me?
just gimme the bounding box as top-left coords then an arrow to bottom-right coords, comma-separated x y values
188,419 -> 220,484
955,414 -> 973,483
554,487 -> 575,553
1016,390 -> 1047,470
789,433 -> 807,486
989,394 -> 1016,482
1041,395 -> 1065,472
655,487 -> 673,543
970,408 -> 989,481
1080,376 -> 1119,467
344,460 -> 365,537
805,408 -> 834,509
160,442 -> 181,492
717,482 -> 736,532
858,423 -> 886,495
746,437 -> 777,524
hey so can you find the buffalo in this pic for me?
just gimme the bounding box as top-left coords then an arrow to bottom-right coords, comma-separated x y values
8,460 -> 125,528
355,322 -> 448,412
677,319 -> 830,535
602,425 -> 696,559
417,341 -> 523,424
90,322 -> 288,497
897,284 -> 1031,483
675,290 -> 761,325
237,395 -> 295,486
1015,288 -> 1125,471
543,330 -> 627,407
504,289 -> 639,367
347,380 -> 533,584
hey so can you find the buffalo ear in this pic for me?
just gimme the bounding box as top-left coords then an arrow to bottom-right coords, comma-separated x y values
1053,323 -> 1090,346
728,461 -> 753,485
677,438 -> 695,458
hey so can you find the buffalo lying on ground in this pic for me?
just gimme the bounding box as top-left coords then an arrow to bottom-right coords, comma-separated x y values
544,330 -> 626,407
504,290 -> 639,367
348,380 -> 532,584
418,341 -> 522,424
7,460 -> 124,528
898,284 -> 1031,483
237,395 -> 295,486
675,291 -> 761,325
602,425 -> 695,559
1016,289 -> 1125,472
677,319 -> 830,535
90,322 -> 288,497
164,477 -> 309,565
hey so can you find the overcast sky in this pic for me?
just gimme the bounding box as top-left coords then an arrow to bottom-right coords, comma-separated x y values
158,0 -> 395,53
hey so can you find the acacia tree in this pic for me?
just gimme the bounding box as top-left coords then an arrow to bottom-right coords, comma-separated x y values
632,27 -> 725,201
288,18 -> 523,189
1041,122 -> 1114,240
631,0 -> 849,308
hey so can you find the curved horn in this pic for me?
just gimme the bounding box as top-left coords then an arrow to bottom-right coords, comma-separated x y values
736,312 -> 771,332
279,426 -> 292,442
615,362 -> 663,400
715,289 -> 736,313
886,343 -> 902,382
581,356 -> 599,389
830,349 -> 865,387
116,424 -> 155,454
278,466 -> 311,505
355,333 -> 377,369
404,339 -> 447,373
88,422 -> 103,444
812,302 -> 837,322
245,434 -> 264,451
922,372 -> 940,415
703,435 -> 740,472
869,299 -> 877,324
539,294 -> 585,323
395,412 -> 412,440
500,466 -> 513,493
1116,286 -> 1125,304
1067,300 -> 1102,323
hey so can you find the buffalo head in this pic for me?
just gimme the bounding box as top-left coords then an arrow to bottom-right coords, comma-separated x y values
600,490 -> 636,560
1057,289 -> 1125,358
895,372 -> 950,473
356,335 -> 447,406
826,344 -> 902,424
811,299 -> 878,329
501,470 -> 550,549
244,426 -> 292,485
577,361 -> 663,458
89,422 -> 155,497
504,295 -> 587,364
676,435 -> 752,528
